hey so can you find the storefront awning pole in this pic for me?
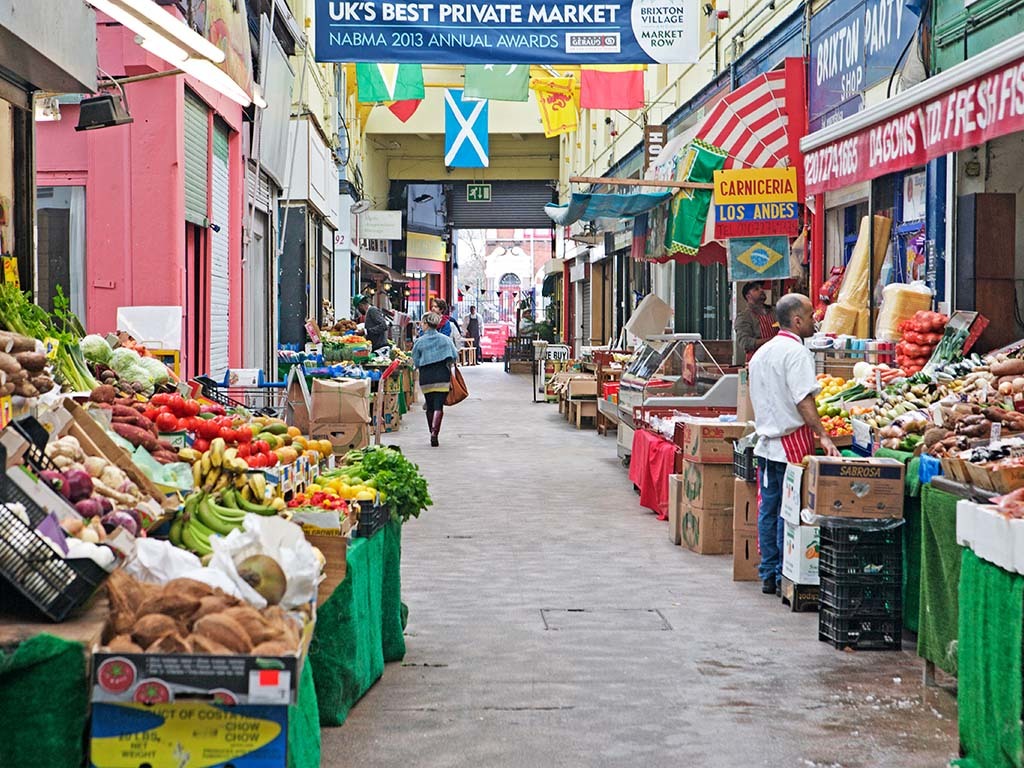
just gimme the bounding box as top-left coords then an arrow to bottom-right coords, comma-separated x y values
569,176 -> 714,190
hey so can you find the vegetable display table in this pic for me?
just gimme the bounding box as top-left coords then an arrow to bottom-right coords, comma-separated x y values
0,600 -> 322,768
917,483 -> 965,679
628,429 -> 677,520
953,550 -> 1024,768
310,517 -> 406,726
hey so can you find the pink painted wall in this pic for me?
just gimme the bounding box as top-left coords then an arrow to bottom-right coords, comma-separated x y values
36,21 -> 246,375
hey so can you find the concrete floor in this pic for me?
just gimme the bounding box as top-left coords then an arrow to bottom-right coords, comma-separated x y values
323,364 -> 959,767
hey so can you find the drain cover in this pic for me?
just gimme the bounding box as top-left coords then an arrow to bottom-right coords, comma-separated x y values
540,608 -> 672,631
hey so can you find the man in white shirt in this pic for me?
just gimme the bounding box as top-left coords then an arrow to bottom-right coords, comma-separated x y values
749,293 -> 840,595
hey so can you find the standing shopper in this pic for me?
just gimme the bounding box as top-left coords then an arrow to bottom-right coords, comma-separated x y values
748,293 -> 840,595
412,312 -> 458,447
466,306 -> 482,364
357,295 -> 390,351
733,282 -> 778,365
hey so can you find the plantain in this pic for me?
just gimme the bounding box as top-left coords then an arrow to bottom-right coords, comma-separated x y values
248,472 -> 267,500
241,485 -> 254,502
195,495 -> 245,535
233,490 -> 279,516
192,460 -> 204,488
201,467 -> 222,493
210,438 -> 226,468
168,516 -> 185,547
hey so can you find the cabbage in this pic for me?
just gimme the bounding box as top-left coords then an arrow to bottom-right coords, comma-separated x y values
109,347 -> 141,374
80,335 -> 112,365
137,356 -> 170,386
119,364 -> 155,396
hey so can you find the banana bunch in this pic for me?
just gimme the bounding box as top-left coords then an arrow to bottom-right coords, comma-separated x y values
170,489 -> 286,556
191,438 -> 253,494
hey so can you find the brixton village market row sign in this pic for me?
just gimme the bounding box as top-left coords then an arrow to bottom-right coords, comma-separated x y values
314,0 -> 701,64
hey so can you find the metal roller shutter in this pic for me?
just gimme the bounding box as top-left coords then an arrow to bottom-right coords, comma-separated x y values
210,122 -> 230,379
184,91 -> 209,226
580,280 -> 591,348
448,181 -> 554,228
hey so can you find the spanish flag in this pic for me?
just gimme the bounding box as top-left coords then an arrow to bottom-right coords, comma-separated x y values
580,65 -> 645,110
530,76 -> 579,138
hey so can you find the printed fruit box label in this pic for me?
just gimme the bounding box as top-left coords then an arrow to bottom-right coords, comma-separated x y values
90,701 -> 287,768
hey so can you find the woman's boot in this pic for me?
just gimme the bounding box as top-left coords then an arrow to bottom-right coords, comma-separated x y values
430,410 -> 444,447
426,409 -> 435,445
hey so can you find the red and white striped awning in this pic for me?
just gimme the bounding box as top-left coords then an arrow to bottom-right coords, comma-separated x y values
695,69 -> 791,170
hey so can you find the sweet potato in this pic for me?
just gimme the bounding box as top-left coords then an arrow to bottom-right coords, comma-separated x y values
0,331 -> 37,354
990,359 -> 1024,377
0,352 -> 20,376
111,422 -> 159,451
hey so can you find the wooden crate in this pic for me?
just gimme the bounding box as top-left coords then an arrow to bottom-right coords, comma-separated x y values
304,524 -> 351,606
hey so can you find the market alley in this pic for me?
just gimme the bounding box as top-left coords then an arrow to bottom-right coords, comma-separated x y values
323,364 -> 958,768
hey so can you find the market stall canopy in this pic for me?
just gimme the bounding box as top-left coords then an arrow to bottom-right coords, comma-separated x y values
360,259 -> 409,283
544,191 -> 673,227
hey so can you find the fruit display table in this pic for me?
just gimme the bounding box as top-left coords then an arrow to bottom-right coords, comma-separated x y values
954,549 -> 1024,768
0,602 -> 321,768
310,517 -> 406,726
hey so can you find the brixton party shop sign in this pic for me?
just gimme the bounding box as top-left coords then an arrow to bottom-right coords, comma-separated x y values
314,0 -> 701,64
713,168 -> 800,239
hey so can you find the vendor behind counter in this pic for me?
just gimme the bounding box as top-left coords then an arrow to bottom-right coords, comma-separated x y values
734,282 -> 778,365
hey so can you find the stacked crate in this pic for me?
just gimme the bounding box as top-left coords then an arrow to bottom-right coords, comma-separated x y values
818,522 -> 904,651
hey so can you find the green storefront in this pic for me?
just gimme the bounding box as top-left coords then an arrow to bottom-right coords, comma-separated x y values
933,0 -> 1024,72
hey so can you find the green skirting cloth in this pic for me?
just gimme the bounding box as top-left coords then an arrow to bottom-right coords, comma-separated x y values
0,633 -> 88,768
310,518 -> 406,727
874,448 -> 923,633
952,549 -> 1024,768
918,484 -> 963,677
287,654 -> 321,768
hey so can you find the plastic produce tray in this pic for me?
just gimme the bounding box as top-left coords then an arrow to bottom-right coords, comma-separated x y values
818,607 -> 902,651
733,446 -> 756,482
818,574 -> 902,615
353,502 -> 391,539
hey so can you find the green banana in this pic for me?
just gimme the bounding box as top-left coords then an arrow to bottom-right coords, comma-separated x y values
168,517 -> 184,547
233,490 -> 279,516
195,495 -> 245,535
181,517 -> 214,555
219,488 -> 240,509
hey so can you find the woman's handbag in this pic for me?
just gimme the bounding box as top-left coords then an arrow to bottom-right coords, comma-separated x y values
446,365 -> 468,406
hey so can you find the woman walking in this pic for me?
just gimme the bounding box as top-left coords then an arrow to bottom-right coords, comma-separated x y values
412,312 -> 459,447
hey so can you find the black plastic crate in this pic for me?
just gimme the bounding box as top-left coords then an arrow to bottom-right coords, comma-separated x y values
10,416 -> 60,474
819,575 -> 902,615
733,445 -> 756,481
819,607 -> 902,650
353,502 -> 392,538
819,546 -> 903,582
819,523 -> 903,550
0,444 -> 110,621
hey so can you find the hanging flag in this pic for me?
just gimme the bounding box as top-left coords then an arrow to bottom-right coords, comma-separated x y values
580,65 -> 645,110
464,64 -> 529,102
356,63 -> 424,103
444,89 -> 489,168
530,77 -> 579,138
387,99 -> 422,122
664,139 -> 728,257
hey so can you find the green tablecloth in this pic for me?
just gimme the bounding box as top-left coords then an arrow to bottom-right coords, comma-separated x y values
917,484 -> 963,677
874,448 -> 922,633
953,549 -> 1024,768
310,518 -> 406,727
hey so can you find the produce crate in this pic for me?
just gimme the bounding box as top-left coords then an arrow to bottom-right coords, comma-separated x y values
0,445 -> 109,621
733,445 -> 756,481
819,522 -> 903,550
353,502 -> 391,538
818,607 -> 902,650
819,546 -> 902,582
9,416 -> 60,474
818,574 -> 902,615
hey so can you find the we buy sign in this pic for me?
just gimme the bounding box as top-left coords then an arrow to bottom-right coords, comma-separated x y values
804,57 -> 1024,195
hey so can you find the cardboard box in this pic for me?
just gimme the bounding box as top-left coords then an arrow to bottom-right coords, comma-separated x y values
806,457 -> 905,519
737,368 -> 754,422
733,478 -> 758,533
782,521 -> 820,584
668,474 -> 683,545
567,377 -> 598,398
310,378 -> 371,428
311,423 -> 369,454
681,461 -> 734,508
678,417 -> 749,464
732,530 -> 760,581
681,503 -> 733,555
780,463 -> 810,525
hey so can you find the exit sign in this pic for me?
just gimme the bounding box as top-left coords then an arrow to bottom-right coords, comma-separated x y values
466,184 -> 491,203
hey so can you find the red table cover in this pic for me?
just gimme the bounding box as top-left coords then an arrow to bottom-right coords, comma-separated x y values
629,428 -> 677,520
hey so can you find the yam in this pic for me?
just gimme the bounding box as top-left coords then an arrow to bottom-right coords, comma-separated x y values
0,352 -> 20,376
12,380 -> 38,399
990,359 -> 1024,377
110,422 -> 159,451
30,375 -> 54,394
14,351 -> 46,372
0,331 -> 38,354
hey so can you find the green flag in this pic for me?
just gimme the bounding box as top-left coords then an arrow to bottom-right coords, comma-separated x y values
464,64 -> 529,102
356,64 -> 424,103
665,140 -> 729,257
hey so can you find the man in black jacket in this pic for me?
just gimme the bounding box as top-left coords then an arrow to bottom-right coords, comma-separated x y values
465,306 -> 482,364
357,296 -> 390,350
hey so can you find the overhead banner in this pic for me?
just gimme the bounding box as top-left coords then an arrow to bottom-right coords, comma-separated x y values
713,168 -> 800,239
314,0 -> 701,64
804,53 -> 1024,195
728,237 -> 792,282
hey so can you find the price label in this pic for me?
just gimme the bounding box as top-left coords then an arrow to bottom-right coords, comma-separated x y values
991,422 -> 1002,442
43,337 -> 60,360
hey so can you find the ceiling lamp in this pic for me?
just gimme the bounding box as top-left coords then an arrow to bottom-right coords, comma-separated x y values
85,0 -> 253,107
76,93 -> 134,131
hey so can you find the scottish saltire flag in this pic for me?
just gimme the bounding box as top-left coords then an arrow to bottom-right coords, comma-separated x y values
444,89 -> 488,168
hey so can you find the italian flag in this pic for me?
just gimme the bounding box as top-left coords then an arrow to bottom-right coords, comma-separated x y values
580,65 -> 646,110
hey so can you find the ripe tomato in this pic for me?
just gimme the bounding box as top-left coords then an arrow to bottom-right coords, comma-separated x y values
142,408 -> 160,422
237,442 -> 251,458
200,420 -> 221,440
155,412 -> 179,432
253,440 -> 270,455
251,453 -> 267,468
236,426 -> 253,443
168,395 -> 186,416
184,399 -> 200,417
192,438 -> 210,453
265,452 -> 279,467
150,393 -> 172,407
219,426 -> 235,442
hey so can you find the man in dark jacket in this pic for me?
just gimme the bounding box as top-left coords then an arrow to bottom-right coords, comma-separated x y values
357,296 -> 390,350
465,306 -> 482,364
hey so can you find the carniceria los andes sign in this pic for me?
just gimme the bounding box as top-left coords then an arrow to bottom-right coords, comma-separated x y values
314,0 -> 700,64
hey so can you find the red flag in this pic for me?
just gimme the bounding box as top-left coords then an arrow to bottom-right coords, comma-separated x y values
580,66 -> 645,110
388,99 -> 421,122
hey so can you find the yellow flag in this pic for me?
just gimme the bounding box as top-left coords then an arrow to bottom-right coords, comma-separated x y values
530,77 -> 579,138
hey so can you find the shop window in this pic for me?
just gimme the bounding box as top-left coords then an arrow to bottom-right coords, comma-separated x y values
843,203 -> 868,265
35,186 -> 86,317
